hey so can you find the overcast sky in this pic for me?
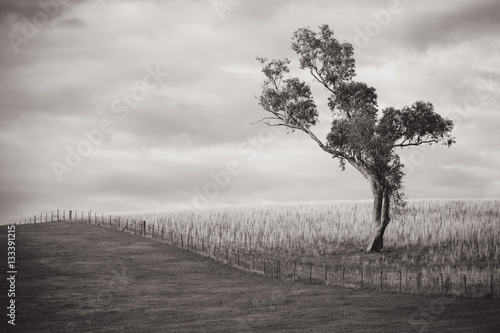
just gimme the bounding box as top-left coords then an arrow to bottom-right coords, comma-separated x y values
1,0 -> 499,223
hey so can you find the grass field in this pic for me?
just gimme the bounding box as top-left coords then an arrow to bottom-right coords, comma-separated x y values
125,199 -> 500,277
1,222 -> 500,332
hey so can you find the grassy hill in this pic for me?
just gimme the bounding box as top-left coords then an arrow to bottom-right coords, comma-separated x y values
1,221 -> 499,332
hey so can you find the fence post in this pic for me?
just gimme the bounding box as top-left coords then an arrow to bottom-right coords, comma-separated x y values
380,270 -> 383,291
263,258 -> 266,274
63,210 -> 65,220
464,275 -> 467,295
440,273 -> 444,294
181,233 -> 184,248
143,221 -> 146,236
161,228 -> 164,241
46,212 -> 48,222
277,260 -> 280,279
400,270 -> 402,292
237,251 -> 240,266
213,244 -> 216,257
293,262 -> 296,280
118,217 -> 121,230
34,215 -> 36,223
417,273 -> 422,293
309,263 -> 313,283
109,215 -> 111,228
202,239 -> 204,253
57,209 -> 59,221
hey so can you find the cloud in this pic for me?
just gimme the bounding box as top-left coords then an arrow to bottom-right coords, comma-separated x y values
56,17 -> 85,27
401,0 -> 500,50
0,0 -> 498,223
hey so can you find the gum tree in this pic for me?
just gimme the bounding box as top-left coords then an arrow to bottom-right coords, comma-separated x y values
256,25 -> 454,252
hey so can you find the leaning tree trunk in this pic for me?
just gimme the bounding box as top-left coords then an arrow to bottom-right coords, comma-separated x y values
366,189 -> 391,252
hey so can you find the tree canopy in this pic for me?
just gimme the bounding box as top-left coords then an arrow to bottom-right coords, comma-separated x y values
256,24 -> 455,252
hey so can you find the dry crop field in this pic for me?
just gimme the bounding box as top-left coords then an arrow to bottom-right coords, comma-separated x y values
127,199 -> 500,278
2,221 -> 500,332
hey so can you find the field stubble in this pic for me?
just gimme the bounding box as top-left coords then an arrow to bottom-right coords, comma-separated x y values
126,199 -> 500,278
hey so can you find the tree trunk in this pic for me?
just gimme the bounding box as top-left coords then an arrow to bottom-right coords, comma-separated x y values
366,189 -> 391,252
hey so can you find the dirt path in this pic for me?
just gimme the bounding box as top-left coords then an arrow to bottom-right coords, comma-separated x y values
1,222 -> 499,332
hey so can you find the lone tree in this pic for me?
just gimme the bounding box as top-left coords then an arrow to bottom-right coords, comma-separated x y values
256,25 -> 455,252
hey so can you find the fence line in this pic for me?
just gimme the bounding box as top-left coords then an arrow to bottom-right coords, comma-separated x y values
12,210 -> 499,299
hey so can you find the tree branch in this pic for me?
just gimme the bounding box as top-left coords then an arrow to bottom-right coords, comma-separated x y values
300,126 -> 345,158
309,68 -> 336,95
393,138 -> 442,148
345,155 -> 372,181
249,116 -> 281,126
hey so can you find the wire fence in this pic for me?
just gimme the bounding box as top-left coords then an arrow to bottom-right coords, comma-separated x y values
13,210 -> 499,299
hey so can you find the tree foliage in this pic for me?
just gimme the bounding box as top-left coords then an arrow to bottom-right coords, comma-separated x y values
256,25 -> 455,251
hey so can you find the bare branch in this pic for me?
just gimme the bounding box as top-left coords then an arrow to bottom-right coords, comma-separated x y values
393,138 -> 442,148
309,68 -> 336,95
249,116 -> 281,126
263,122 -> 300,129
301,127 -> 344,158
